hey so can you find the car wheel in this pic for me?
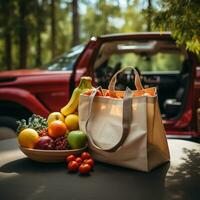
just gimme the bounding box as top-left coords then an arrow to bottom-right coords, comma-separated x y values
0,101 -> 32,135
0,116 -> 18,132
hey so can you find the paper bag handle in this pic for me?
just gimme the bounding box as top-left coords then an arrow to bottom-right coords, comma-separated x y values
85,87 -> 132,152
108,66 -> 144,91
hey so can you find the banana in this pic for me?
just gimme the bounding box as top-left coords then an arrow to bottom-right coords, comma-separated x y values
60,76 -> 92,116
61,87 -> 82,116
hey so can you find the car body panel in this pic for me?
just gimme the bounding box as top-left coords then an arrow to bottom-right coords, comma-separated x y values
0,71 -> 72,115
0,87 -> 49,116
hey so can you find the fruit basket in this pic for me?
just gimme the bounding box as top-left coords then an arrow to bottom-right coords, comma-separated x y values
19,145 -> 87,163
17,114 -> 88,163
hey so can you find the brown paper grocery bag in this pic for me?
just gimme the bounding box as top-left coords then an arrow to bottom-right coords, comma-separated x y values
79,67 -> 170,172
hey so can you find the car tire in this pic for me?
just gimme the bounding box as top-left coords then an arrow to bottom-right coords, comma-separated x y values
0,101 -> 32,133
0,116 -> 18,132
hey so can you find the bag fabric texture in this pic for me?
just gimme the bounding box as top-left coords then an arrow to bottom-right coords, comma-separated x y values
78,67 -> 170,172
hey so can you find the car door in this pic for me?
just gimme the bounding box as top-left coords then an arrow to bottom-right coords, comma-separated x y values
70,39 -> 100,93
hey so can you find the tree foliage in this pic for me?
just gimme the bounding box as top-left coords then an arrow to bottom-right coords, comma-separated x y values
82,0 -> 121,38
0,0 -> 199,71
153,0 -> 200,55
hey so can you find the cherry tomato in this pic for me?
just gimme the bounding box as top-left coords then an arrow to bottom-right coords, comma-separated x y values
81,152 -> 91,160
75,157 -> 83,166
79,163 -> 91,174
66,154 -> 76,163
68,161 -> 79,172
84,158 -> 94,168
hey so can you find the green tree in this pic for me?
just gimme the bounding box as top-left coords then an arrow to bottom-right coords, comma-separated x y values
1,0 -> 173,71
18,0 -> 29,68
34,0 -> 47,66
153,0 -> 200,55
81,0 -> 121,38
53,0 -> 72,53
147,0 -> 152,31
51,0 -> 57,58
120,2 -> 146,32
0,0 -> 16,70
72,0 -> 80,46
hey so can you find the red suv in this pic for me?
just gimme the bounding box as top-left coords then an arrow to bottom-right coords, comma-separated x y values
0,32 -> 199,139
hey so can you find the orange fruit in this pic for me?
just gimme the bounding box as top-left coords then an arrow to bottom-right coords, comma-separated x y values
65,114 -> 79,131
18,128 -> 39,148
48,120 -> 68,138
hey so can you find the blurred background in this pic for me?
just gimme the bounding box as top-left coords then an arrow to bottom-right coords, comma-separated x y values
0,0 -> 199,71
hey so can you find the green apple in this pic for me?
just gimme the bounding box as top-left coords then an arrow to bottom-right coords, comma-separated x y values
67,130 -> 87,149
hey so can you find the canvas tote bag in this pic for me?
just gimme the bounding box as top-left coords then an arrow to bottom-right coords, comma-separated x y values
79,67 -> 170,172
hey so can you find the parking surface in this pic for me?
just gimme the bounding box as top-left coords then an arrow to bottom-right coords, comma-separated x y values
0,128 -> 16,140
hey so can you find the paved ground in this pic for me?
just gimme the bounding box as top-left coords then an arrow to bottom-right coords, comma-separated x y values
0,128 -> 16,140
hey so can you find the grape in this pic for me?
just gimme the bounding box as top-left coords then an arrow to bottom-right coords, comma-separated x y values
39,128 -> 48,137
54,136 -> 69,150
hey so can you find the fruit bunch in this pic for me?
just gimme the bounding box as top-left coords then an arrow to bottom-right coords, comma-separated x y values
17,112 -> 87,150
60,76 -> 93,116
66,152 -> 94,175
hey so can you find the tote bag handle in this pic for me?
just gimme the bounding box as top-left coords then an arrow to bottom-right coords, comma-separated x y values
108,66 -> 144,91
85,87 -> 133,152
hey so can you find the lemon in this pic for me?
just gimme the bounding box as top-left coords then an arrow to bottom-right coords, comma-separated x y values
65,114 -> 79,131
18,128 -> 39,148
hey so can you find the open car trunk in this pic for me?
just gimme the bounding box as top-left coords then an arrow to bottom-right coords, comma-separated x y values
93,39 -> 192,120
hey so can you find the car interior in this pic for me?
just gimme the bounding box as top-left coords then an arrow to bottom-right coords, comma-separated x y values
93,40 -> 192,120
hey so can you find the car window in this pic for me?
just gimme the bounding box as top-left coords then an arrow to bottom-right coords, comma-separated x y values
45,44 -> 85,71
109,52 -> 185,72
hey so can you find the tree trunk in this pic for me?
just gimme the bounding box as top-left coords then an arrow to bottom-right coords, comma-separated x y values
19,1 -> 28,69
147,0 -> 152,32
36,31 -> 42,66
5,31 -> 12,70
35,1 -> 43,66
4,1 -> 12,70
72,0 -> 80,46
51,0 -> 57,58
